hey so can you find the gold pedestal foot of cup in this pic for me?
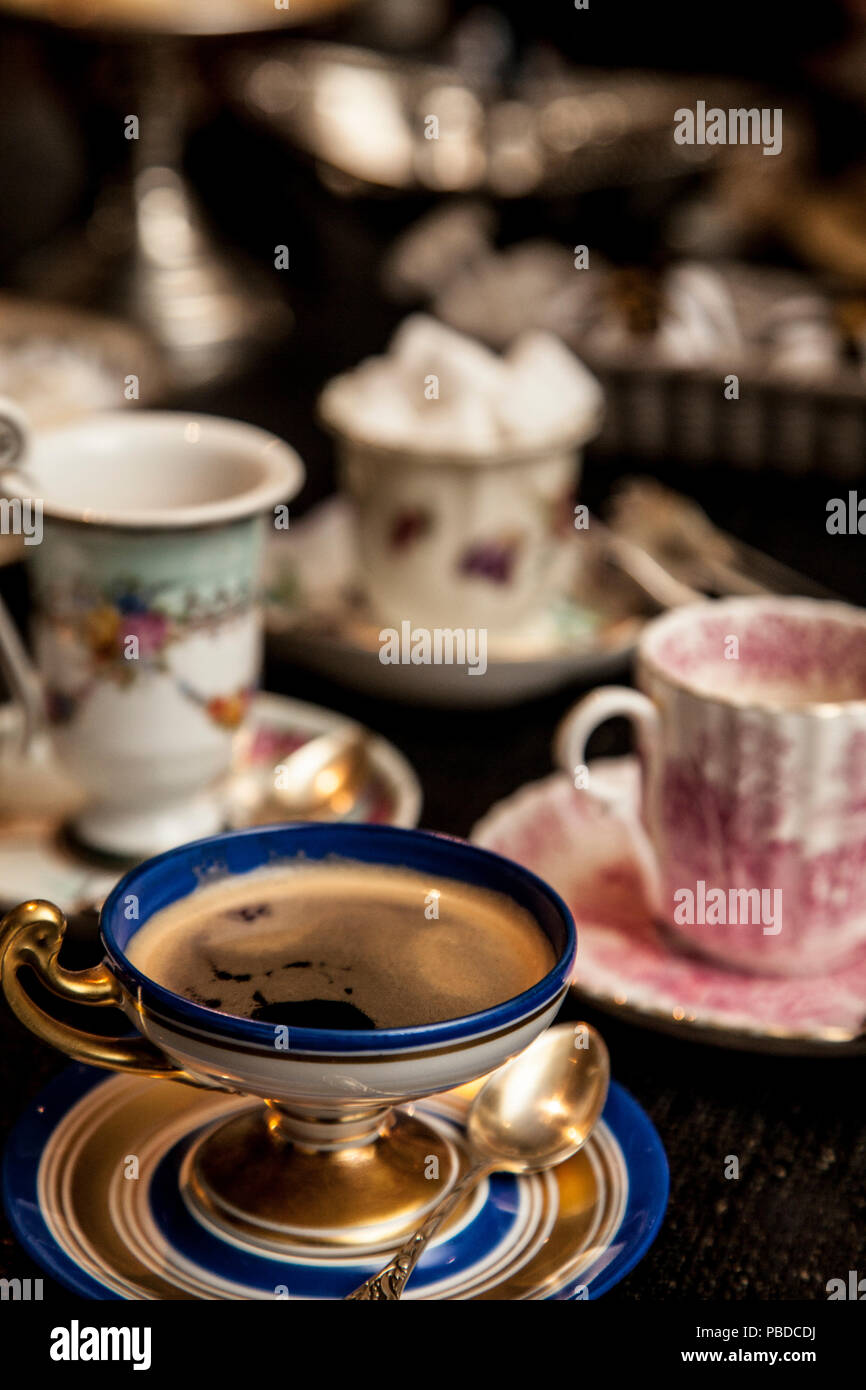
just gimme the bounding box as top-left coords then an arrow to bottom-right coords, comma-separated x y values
184,1103 -> 469,1255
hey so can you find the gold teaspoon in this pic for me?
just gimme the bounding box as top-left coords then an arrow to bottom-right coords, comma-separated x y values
346,1022 -> 610,1301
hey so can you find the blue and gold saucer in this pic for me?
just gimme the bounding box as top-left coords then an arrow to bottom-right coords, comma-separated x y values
4,1064 -> 667,1300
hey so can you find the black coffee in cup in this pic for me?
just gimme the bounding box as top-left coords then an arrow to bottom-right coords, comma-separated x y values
127,860 -> 554,1030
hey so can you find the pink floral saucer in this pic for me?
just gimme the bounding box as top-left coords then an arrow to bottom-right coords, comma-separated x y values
472,758 -> 866,1054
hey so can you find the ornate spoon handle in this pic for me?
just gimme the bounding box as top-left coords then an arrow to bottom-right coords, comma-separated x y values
346,1161 -> 491,1301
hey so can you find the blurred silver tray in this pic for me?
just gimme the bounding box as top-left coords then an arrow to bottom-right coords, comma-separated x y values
590,357 -> 866,475
230,43 -> 763,198
408,234 -> 866,476
0,0 -> 358,37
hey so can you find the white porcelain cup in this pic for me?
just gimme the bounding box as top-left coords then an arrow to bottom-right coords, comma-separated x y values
331,428 -> 590,633
0,402 -> 303,857
557,596 -> 866,977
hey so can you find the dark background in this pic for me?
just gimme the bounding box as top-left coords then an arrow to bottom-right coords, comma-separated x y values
0,0 -> 864,1302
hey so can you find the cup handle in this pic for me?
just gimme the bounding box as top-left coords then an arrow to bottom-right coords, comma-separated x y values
0,397 -> 29,473
555,686 -> 663,913
0,899 -> 202,1086
0,399 -> 47,755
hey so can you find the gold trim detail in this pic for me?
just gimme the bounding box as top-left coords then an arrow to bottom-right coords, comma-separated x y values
0,899 -> 199,1083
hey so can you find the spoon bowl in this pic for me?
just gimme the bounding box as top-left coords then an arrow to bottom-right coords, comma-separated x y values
468,1022 -> 610,1172
347,1022 -> 609,1299
270,726 -> 369,817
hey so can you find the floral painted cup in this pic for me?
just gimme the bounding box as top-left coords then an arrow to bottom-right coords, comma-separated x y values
556,596 -> 866,977
0,402 -> 303,857
326,427 -> 591,634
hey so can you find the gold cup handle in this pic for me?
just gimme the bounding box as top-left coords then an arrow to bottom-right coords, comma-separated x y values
0,899 -> 198,1084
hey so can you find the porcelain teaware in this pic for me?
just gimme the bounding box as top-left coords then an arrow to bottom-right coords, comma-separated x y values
0,400 -> 303,857
0,821 -> 576,1254
557,596 -> 866,976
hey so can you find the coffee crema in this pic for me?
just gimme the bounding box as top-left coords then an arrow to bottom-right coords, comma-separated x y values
126,860 -> 555,1030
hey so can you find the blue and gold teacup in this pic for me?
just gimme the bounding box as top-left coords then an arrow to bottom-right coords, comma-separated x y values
0,822 -> 576,1253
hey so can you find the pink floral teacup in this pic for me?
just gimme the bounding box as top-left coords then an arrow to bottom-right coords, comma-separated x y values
557,596 -> 866,976
0,401 -> 302,857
